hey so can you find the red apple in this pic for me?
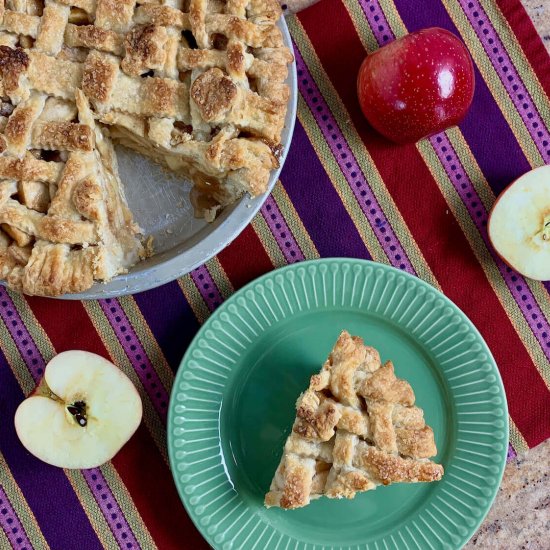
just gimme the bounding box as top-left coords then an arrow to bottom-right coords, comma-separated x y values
357,27 -> 475,143
488,165 -> 550,281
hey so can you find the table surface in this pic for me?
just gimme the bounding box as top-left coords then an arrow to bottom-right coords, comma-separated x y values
282,1 -> 550,548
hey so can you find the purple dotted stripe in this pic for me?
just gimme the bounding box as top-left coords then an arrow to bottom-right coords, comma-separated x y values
261,196 -> 305,263
460,0 -> 550,161
506,443 -> 517,461
359,0 -> 394,45
431,133 -> 550,361
294,44 -> 415,274
0,487 -> 31,550
99,299 -> 169,422
82,469 -> 140,550
0,288 -> 44,383
190,265 -> 224,312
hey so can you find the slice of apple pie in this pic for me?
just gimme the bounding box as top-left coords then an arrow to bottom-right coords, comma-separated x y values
265,331 -> 444,509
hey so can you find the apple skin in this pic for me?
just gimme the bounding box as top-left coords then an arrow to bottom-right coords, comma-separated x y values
357,27 -> 475,144
488,165 -> 550,281
14,351 -> 142,469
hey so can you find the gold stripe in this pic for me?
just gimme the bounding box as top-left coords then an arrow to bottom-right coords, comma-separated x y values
0,453 -> 50,550
251,215 -> 287,267
437,0 -> 543,166
445,129 -> 550,323
271,182 -> 320,260
83,301 -> 169,463
476,1 -> 550,131
417,139 -> 550,389
509,418 -> 529,455
342,0 -> 379,52
0,317 -> 35,394
177,275 -> 210,324
65,470 -> 119,549
100,464 -> 158,550
204,257 -> 234,299
288,16 -> 440,289
117,295 -> 174,393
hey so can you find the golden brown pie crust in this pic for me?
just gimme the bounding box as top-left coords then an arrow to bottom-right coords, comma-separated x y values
265,331 -> 444,509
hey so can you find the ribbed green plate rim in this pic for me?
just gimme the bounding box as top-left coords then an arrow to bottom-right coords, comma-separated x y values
168,259 -> 508,550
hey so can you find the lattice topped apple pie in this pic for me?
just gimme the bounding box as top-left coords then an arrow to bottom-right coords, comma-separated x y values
0,0 -> 292,296
265,331 -> 444,509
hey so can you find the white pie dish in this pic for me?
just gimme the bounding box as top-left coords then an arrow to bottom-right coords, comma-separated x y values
55,18 -> 296,300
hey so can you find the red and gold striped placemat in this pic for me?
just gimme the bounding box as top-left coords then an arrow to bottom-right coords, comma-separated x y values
1,0 -> 550,548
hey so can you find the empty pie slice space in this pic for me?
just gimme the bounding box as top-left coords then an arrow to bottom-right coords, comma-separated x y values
265,331 -> 444,510
0,0 -> 292,296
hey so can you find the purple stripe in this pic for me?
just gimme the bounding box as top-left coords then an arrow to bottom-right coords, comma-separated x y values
0,486 -> 32,549
0,288 -> 44,383
358,0 -> 393,45
190,265 -> 224,312
133,281 -> 200,370
430,133 -> 550,362
82,469 -> 140,550
261,196 -> 305,263
507,443 -> 517,461
293,44 -> 416,274
459,0 -> 550,161
99,299 -> 169,421
281,121 -> 374,259
0,351 -> 101,548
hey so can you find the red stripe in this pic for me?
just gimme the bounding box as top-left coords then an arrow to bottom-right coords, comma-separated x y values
498,0 -> 550,100
25,297 -> 203,549
217,223 -> 275,290
297,0 -> 550,446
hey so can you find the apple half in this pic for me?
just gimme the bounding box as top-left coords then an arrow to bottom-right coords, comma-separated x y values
15,351 -> 142,469
488,165 -> 550,281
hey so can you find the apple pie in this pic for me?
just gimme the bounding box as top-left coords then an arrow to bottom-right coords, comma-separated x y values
0,0 -> 292,296
265,331 -> 444,509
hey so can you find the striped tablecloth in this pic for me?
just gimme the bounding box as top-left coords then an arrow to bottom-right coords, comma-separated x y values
1,1 -> 550,548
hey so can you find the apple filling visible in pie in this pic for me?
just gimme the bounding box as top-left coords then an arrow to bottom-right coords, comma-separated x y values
0,0 -> 293,296
265,331 -> 444,509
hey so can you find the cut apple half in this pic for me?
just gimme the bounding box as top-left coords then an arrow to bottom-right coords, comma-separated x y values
15,351 -> 142,469
488,165 -> 550,281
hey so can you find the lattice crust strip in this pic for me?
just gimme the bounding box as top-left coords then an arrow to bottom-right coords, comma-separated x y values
0,0 -> 292,295
265,332 -> 444,510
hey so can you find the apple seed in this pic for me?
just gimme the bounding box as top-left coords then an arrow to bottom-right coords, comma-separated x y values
67,400 -> 87,427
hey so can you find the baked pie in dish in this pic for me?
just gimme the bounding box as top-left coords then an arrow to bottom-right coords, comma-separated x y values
265,331 -> 444,509
0,0 -> 293,296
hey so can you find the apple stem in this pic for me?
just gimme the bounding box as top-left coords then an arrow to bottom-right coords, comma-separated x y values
67,401 -> 87,427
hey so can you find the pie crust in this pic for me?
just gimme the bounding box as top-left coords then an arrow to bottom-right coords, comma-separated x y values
265,331 -> 444,509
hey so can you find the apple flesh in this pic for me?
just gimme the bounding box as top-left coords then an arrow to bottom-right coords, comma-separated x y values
357,27 -> 475,143
488,165 -> 550,281
15,351 -> 142,469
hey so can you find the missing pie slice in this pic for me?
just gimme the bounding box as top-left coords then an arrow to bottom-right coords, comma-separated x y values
265,331 -> 444,510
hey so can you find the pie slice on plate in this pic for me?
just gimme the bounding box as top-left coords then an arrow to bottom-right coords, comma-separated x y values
265,331 -> 444,510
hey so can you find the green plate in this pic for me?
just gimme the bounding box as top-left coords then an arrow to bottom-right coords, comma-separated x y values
168,259 -> 508,550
